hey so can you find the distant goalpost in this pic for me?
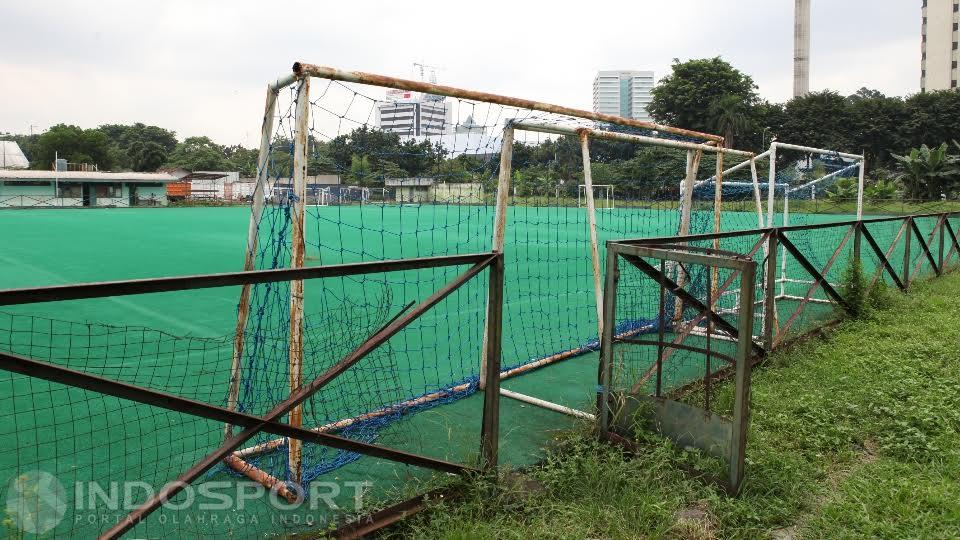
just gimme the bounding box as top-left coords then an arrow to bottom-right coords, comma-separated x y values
578,184 -> 614,209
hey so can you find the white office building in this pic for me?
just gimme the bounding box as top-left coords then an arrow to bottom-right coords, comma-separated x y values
592,70 -> 655,122
921,0 -> 960,91
376,89 -> 452,136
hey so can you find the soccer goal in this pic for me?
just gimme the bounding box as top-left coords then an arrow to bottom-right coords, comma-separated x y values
578,184 -> 614,209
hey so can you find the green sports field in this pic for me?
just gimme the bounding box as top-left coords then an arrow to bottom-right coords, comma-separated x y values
1,204 -> 923,537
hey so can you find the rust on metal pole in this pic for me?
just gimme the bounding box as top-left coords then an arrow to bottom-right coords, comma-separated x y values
288,76 -> 310,484
293,62 -> 724,143
711,150 -> 725,301
674,149 -> 702,324
512,121 -> 747,155
480,127 -> 514,390
226,83 -> 281,439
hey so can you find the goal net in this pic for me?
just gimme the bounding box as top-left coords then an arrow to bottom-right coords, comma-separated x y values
578,184 -> 614,209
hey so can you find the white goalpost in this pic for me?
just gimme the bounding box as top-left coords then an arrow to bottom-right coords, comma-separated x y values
578,184 -> 614,209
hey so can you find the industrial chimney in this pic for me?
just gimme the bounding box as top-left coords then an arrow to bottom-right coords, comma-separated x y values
793,0 -> 811,98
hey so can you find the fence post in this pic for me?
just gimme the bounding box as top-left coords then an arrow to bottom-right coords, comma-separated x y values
903,216 -> 912,288
939,214 -> 946,274
480,253 -> 504,472
853,221 -> 862,266
764,230 -> 778,351
729,259 -> 757,494
598,247 -> 619,435
480,126 -> 514,390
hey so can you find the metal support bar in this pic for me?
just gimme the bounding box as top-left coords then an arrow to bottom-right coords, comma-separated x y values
293,63 -> 724,143
0,351 -> 475,477
598,251 -> 619,434
903,217 -> 913,287
480,253 -> 504,471
860,225 -> 907,290
778,234 -> 851,311
480,127 -> 514,390
288,75 -> 311,484
499,388 -> 595,421
729,261 -> 756,494
910,218 -> 940,277
0,253 -> 494,307
764,231 -> 779,350
102,255 -> 497,538
580,132 -> 605,338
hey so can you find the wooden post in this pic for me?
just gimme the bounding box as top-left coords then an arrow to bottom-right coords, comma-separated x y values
767,142 -> 777,227
580,132 -> 604,338
225,84 -> 281,439
480,127 -> 514,390
674,150 -> 702,324
288,76 -> 310,484
480,254 -> 504,471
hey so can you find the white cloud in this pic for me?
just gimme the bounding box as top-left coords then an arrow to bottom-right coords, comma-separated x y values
0,0 -> 920,147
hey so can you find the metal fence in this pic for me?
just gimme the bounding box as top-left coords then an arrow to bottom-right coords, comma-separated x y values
599,211 -> 960,493
0,252 -> 504,538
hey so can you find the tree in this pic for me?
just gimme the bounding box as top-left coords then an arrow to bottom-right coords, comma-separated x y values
99,123 -> 178,171
778,91 -> 853,151
846,91 -> 909,170
902,91 -> 960,150
165,136 -> 228,171
709,94 -> 751,149
892,143 -> 960,199
648,57 -> 758,138
33,124 -> 114,170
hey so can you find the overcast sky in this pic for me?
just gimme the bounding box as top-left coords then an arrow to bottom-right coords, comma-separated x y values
0,1 -> 920,147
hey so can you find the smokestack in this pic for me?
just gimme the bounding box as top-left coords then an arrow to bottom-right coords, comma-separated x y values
793,0 -> 811,98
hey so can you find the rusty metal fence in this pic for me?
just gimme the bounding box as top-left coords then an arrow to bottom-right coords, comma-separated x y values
0,252 -> 503,538
599,211 -> 960,493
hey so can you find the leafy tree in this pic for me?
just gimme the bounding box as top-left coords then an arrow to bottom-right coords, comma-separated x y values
902,91 -> 960,149
709,94 -> 751,149
778,91 -> 853,151
99,123 -> 178,171
165,136 -> 228,171
648,57 -> 758,138
33,124 -> 114,170
892,143 -> 959,199
847,92 -> 909,169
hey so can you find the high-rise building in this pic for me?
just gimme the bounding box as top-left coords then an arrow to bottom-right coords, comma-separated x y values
921,0 -> 960,91
376,89 -> 452,136
592,71 -> 655,122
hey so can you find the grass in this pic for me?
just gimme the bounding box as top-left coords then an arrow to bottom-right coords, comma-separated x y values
393,271 -> 960,539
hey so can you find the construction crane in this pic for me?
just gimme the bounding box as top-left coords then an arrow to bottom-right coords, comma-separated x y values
413,62 -> 443,84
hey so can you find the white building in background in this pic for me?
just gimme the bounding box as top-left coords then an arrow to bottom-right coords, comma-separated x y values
0,170 -> 175,207
376,88 -> 452,136
921,0 -> 960,91
592,70 -> 655,122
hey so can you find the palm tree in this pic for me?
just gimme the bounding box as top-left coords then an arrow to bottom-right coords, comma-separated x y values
708,94 -> 751,149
